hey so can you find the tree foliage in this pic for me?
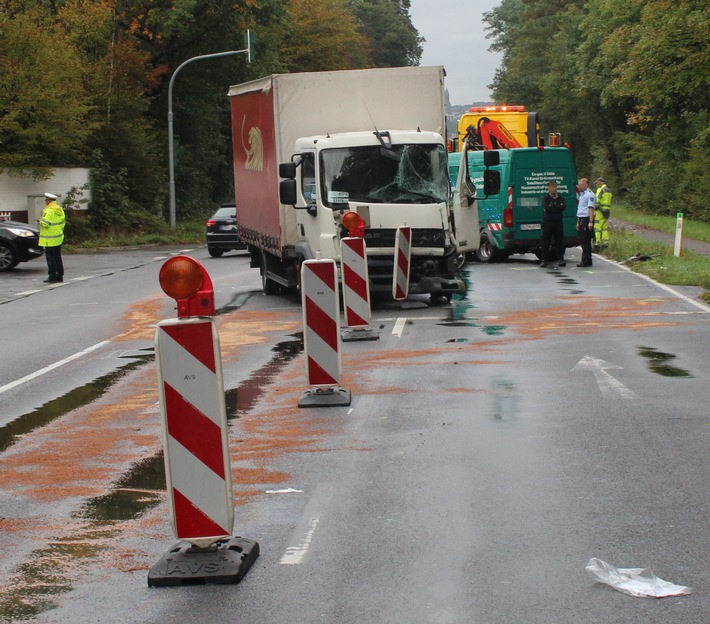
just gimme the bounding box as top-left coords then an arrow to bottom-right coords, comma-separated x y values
0,0 -> 423,232
484,0 -> 710,220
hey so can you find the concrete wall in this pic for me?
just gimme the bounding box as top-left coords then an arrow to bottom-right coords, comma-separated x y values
0,168 -> 91,222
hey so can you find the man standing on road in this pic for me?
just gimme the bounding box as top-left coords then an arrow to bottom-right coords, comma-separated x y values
38,192 -> 65,283
576,178 -> 596,267
539,180 -> 567,268
594,177 -> 612,249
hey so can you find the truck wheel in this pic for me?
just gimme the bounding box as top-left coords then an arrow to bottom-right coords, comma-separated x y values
475,231 -> 499,263
260,251 -> 280,295
0,243 -> 18,271
208,246 -> 223,258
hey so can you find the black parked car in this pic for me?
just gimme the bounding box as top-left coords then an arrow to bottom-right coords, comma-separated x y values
205,204 -> 246,257
0,220 -> 43,271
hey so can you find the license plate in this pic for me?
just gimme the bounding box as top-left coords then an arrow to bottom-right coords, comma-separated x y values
220,224 -> 236,231
519,223 -> 541,231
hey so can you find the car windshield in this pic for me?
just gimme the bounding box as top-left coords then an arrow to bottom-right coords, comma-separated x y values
213,206 -> 236,219
320,143 -> 449,207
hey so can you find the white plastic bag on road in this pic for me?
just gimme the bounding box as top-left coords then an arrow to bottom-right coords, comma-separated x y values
586,558 -> 693,598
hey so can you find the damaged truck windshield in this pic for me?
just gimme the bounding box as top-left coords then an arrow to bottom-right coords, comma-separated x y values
321,143 -> 449,207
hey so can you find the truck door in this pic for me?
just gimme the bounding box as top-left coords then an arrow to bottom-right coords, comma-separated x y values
451,151 -> 480,253
294,150 -> 339,260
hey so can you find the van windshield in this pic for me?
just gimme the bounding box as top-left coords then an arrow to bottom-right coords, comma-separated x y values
320,143 -> 449,207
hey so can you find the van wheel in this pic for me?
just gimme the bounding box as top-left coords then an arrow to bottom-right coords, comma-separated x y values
260,251 -> 280,295
475,231 -> 499,263
208,246 -> 223,258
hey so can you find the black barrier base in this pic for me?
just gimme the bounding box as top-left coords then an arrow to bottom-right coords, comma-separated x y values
148,536 -> 259,587
298,386 -> 351,408
341,326 -> 379,342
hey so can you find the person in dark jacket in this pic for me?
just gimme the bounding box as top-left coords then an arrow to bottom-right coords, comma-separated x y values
539,180 -> 567,268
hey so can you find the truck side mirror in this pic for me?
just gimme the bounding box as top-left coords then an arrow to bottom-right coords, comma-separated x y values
279,179 -> 297,205
483,151 -> 500,167
483,170 -> 500,196
279,162 -> 297,179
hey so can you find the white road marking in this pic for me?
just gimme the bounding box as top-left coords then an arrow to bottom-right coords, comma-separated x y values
15,290 -> 41,296
280,515 -> 320,565
392,317 -> 406,337
70,276 -> 93,282
347,408 -> 354,415
600,256 -> 710,313
265,488 -> 304,494
572,356 -> 640,400
0,340 -> 110,395
280,483 -> 334,566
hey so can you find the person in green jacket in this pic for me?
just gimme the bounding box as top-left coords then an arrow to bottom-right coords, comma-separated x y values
594,177 -> 612,249
39,192 -> 66,283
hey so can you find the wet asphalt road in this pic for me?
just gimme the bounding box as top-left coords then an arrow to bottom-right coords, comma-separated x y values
0,246 -> 709,623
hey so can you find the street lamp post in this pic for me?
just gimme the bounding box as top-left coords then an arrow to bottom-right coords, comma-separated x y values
168,31 -> 253,230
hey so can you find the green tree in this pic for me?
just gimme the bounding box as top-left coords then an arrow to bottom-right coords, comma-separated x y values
0,9 -> 93,172
350,0 -> 422,67
280,0 -> 370,72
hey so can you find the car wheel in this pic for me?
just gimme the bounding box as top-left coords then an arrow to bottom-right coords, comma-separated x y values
208,246 -> 223,258
475,231 -> 499,263
0,243 -> 18,271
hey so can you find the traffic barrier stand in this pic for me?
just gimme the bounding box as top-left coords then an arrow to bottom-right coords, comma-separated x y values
299,258 -> 351,407
148,256 -> 259,587
340,237 -> 378,342
393,225 -> 412,301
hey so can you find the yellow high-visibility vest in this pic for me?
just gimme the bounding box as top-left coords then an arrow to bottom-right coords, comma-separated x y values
596,185 -> 612,209
39,201 -> 66,247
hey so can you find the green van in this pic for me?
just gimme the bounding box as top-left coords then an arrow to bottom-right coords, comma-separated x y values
449,147 -> 579,262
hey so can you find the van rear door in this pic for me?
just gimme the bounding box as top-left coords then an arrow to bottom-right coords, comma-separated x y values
510,149 -> 575,244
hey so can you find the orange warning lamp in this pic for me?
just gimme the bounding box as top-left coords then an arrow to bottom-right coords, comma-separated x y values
342,211 -> 366,237
159,255 -> 215,318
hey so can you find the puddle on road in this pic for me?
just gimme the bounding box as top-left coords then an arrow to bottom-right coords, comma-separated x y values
438,320 -> 507,337
638,346 -> 692,377
0,334 -> 305,621
0,358 -> 149,454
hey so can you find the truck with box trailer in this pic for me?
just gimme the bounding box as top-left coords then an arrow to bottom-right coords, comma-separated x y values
228,66 -> 479,300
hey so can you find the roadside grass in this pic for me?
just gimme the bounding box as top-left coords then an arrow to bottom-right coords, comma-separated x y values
601,227 -> 710,298
65,218 -> 205,251
611,203 -> 710,243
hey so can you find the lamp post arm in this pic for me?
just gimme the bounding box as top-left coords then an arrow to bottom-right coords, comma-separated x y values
168,38 -> 251,230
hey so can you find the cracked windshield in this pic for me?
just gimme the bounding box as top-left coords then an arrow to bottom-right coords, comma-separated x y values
321,143 -> 449,207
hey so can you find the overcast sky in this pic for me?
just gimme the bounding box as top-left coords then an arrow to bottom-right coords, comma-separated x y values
409,0 -> 502,106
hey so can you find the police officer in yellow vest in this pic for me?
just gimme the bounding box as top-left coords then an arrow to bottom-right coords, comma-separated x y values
39,192 -> 66,283
594,177 -> 612,249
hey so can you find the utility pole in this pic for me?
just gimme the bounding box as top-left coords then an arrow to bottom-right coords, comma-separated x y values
168,30 -> 253,230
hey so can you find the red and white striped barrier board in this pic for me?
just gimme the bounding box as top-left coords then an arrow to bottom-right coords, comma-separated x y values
299,259 -> 350,407
341,237 -> 371,328
488,222 -> 502,231
301,259 -> 341,386
155,317 -> 233,548
393,225 -> 412,301
508,186 -> 513,213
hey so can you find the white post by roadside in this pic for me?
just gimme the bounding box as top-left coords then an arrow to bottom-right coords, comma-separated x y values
674,212 -> 684,257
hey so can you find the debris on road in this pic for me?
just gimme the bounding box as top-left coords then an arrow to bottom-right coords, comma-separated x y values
586,558 -> 692,598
